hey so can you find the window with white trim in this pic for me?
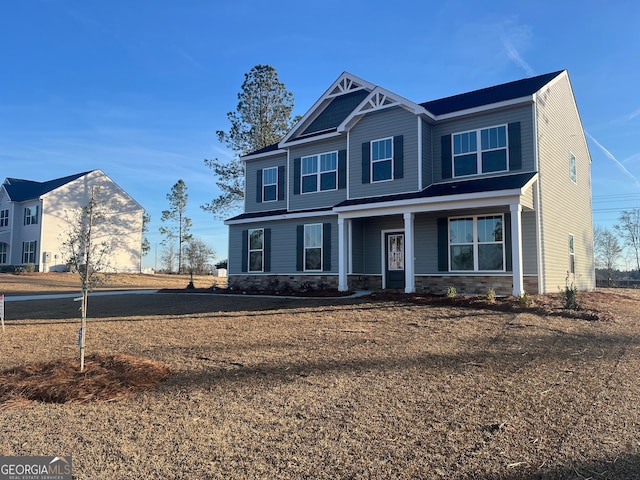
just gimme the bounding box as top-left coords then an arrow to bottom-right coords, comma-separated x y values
24,206 -> 38,225
371,138 -> 393,182
304,224 -> 323,271
569,153 -> 577,183
453,125 -> 508,177
301,152 -> 337,193
262,167 -> 278,202
22,241 -> 37,264
568,234 -> 575,274
0,242 -> 8,264
0,209 -> 8,227
248,229 -> 264,272
449,215 -> 504,271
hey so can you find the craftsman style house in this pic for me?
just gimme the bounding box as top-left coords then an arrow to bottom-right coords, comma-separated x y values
225,70 -> 595,295
0,170 -> 144,273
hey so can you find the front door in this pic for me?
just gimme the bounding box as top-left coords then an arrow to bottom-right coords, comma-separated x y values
385,232 -> 405,289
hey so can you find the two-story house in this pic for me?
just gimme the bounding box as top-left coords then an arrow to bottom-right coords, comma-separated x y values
225,70 -> 595,296
0,169 -> 144,273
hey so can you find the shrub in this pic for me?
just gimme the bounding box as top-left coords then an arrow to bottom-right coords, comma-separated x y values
446,286 -> 457,298
484,288 -> 496,303
518,292 -> 533,307
562,276 -> 580,310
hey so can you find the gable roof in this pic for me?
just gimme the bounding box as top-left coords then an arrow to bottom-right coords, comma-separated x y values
2,171 -> 93,202
421,70 -> 564,116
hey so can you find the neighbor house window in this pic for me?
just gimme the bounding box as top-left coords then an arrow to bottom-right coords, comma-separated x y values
24,206 -> 38,225
569,234 -> 575,274
453,125 -> 508,177
0,209 -> 8,227
304,224 -> 323,271
248,229 -> 264,272
569,153 -> 577,183
371,138 -> 393,182
22,241 -> 37,264
449,215 -> 504,271
301,152 -> 338,193
262,167 -> 278,202
0,243 -> 7,264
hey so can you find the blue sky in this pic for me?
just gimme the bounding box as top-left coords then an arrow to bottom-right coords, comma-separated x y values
2,1 -> 639,269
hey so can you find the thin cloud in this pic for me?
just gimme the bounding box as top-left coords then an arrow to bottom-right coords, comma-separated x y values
624,107 -> 640,121
170,43 -> 205,70
503,38 -> 535,77
587,132 -> 640,189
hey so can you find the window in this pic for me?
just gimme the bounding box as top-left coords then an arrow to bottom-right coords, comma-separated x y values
569,234 -> 575,274
248,229 -> 264,272
304,224 -> 323,271
371,138 -> 393,182
0,243 -> 7,264
569,153 -> 577,183
24,206 -> 38,225
22,241 -> 37,264
0,209 -> 8,227
301,152 -> 337,193
262,167 -> 278,202
449,215 -> 504,271
453,125 -> 508,177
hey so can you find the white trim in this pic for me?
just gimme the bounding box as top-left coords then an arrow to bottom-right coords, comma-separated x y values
247,228 -> 265,273
432,96 -> 535,121
448,214 -> 506,273
417,118 -> 423,191
370,137 -> 394,183
261,166 -> 278,203
242,148 -> 288,162
303,223 -> 323,272
452,124 -> 509,178
300,150 -> 339,194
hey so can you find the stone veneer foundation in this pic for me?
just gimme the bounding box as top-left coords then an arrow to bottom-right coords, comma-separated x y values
230,274 -> 538,296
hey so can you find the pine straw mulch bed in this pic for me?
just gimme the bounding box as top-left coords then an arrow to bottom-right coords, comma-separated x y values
0,354 -> 171,410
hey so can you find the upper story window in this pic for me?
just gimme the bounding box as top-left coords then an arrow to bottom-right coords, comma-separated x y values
371,138 -> 393,182
449,215 -> 504,271
301,152 -> 338,193
453,125 -> 508,177
569,153 -> 577,183
24,206 -> 38,225
248,228 -> 264,272
0,209 -> 8,227
262,167 -> 278,202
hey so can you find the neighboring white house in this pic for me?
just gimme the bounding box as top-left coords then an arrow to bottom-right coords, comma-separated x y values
0,170 -> 144,273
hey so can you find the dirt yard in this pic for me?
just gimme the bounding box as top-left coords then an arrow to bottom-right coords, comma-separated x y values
1,273 -> 639,479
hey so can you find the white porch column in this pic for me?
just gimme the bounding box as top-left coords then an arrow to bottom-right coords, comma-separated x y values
403,212 -> 415,293
510,203 -> 524,296
338,217 -> 349,291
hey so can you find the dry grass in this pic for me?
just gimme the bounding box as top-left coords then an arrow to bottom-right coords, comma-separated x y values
1,275 -> 640,479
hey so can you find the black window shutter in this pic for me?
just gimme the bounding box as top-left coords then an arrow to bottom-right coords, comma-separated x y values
264,228 -> 271,272
277,166 -> 285,201
504,213 -> 512,272
241,230 -> 248,272
338,149 -> 347,189
361,142 -> 370,184
323,223 -> 331,271
508,122 -> 522,170
293,158 -> 301,195
441,135 -> 452,180
393,135 -> 404,179
437,218 -> 449,271
256,169 -> 263,203
296,225 -> 304,271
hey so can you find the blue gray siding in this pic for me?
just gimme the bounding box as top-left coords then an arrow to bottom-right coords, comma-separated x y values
244,153 -> 288,214
349,107 -> 419,198
431,105 -> 535,183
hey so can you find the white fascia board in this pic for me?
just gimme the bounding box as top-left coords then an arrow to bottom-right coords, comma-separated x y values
279,131 -> 342,149
241,149 -> 288,162
432,96 -> 535,121
279,72 -> 375,146
334,189 -> 526,219
225,209 -> 336,226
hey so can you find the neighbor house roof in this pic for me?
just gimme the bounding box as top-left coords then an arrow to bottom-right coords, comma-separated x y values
2,171 -> 92,202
